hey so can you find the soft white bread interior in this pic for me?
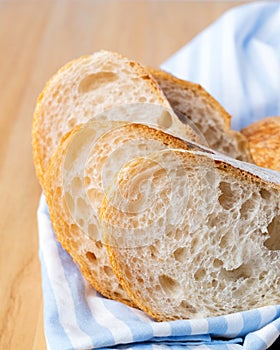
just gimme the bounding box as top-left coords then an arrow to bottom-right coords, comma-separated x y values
32,50 -> 198,186
100,148 -> 280,320
148,68 -> 252,162
44,110 -> 203,305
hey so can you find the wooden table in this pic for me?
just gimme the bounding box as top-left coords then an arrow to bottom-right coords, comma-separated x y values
0,1 -> 247,348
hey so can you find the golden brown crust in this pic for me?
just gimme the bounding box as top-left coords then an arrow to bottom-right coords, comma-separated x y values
44,124 -> 136,305
32,55 -> 88,187
241,117 -> 280,171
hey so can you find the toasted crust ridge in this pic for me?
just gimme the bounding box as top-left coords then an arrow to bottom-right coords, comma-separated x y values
241,116 -> 280,171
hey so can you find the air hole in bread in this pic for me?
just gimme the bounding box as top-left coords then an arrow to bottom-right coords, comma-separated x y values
87,188 -> 103,207
213,258 -> 223,268
240,197 -> 256,220
72,177 -> 83,194
155,284 -> 161,292
68,118 -> 76,128
77,197 -> 89,215
137,276 -> 144,284
158,217 -> 164,227
150,245 -> 158,258
219,233 -> 230,249
86,251 -> 97,264
104,265 -> 114,277
221,264 -> 251,281
84,176 -> 91,186
259,271 -> 266,281
194,267 -> 206,281
159,274 -> 181,296
157,110 -> 172,130
190,236 -> 199,254
260,188 -> 271,200
78,218 -> 84,227
173,247 -> 187,263
211,279 -> 218,288
51,89 -> 59,99
219,232 -> 233,248
207,213 -> 218,228
95,241 -> 102,249
138,96 -> 147,102
264,216 -> 280,250
166,226 -> 175,238
174,229 -> 182,241
179,300 -> 196,314
218,181 -> 236,210
88,223 -> 99,240
64,135 -> 91,171
78,72 -> 118,93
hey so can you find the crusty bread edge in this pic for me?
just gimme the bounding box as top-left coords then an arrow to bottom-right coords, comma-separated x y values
148,67 -> 232,128
32,51 -> 171,188
32,56 -> 89,187
43,123 -> 137,306
148,67 -> 253,163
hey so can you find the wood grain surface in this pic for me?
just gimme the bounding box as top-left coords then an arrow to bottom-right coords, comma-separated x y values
0,1 -> 247,348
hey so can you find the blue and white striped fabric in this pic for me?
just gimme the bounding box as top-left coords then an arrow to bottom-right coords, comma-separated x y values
161,1 -> 280,131
38,2 -> 280,349
38,195 -> 280,350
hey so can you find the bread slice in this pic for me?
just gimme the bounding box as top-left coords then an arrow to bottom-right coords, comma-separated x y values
44,110 -> 204,305
32,50 -> 199,186
148,67 -> 252,162
100,147 -> 280,320
241,116 -> 280,171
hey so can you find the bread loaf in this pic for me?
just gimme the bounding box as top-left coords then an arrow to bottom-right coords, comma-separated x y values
241,116 -> 280,171
32,50 -> 198,186
33,50 -> 269,320
100,147 -> 280,320
149,68 -> 252,162
44,110 -> 204,305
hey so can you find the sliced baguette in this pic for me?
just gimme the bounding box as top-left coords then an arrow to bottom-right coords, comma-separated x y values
100,147 -> 280,320
148,67 -> 252,162
44,110 -> 204,305
241,116 -> 280,171
32,50 -> 199,186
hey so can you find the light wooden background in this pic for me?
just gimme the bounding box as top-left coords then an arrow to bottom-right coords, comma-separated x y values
0,0 -> 247,348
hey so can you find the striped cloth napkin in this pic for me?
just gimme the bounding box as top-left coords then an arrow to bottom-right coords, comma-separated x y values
161,1 -> 280,130
38,2 -> 280,349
